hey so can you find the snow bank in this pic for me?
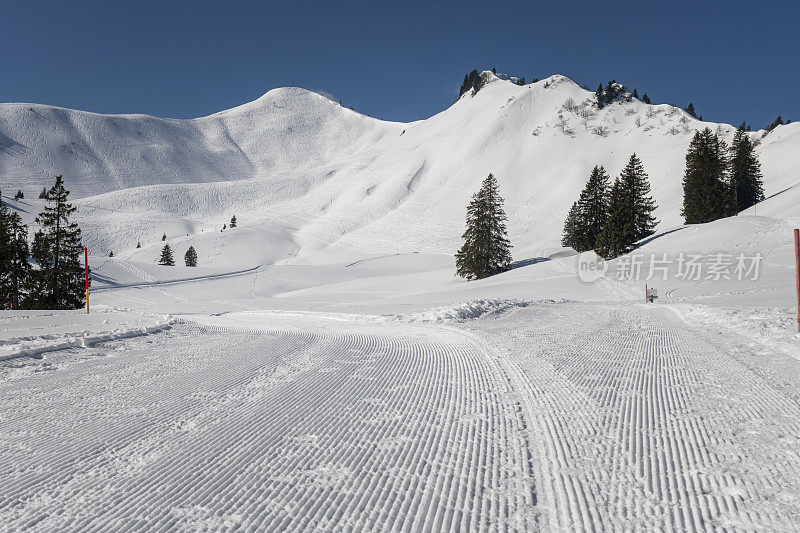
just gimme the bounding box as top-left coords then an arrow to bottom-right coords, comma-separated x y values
0,308 -> 177,361
384,298 -> 570,323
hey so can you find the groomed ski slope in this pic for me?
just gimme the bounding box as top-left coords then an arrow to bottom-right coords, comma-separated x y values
4,300 -> 800,531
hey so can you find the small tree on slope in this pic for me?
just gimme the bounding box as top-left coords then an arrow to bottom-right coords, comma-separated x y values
455,173 -> 512,280
230,215 -> 237,228
184,246 -> 198,267
682,128 -> 731,224
729,127 -> 765,212
25,176 -> 85,309
159,244 -> 175,266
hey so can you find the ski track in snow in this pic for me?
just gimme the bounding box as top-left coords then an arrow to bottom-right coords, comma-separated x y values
3,301 -> 800,530
0,318 -> 539,532
470,302 -> 800,531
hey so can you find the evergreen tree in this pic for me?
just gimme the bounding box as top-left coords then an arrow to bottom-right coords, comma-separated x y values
682,128 -> 732,224
136,241 -> 141,248
595,155 -> 658,258
561,202 -> 580,249
632,88 -> 639,99
684,103 -> 697,118
574,166 -> 611,251
14,190 -> 23,200
184,246 -> 198,267
642,93 -> 651,104
24,176 -> 85,309
729,127 -> 765,212
595,179 -> 631,259
6,212 -> 30,309
621,154 -> 658,241
162,233 -> 167,241
109,251 -> 114,257
455,173 -> 512,280
39,187 -> 47,199
595,84 -> 604,109
0,190 -> 11,308
158,244 -> 175,266
230,215 -> 237,228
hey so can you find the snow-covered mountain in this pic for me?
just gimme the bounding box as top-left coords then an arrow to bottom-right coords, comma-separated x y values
2,72 -> 799,267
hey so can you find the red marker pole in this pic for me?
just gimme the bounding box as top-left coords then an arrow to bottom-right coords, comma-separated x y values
794,229 -> 799,332
84,246 -> 89,315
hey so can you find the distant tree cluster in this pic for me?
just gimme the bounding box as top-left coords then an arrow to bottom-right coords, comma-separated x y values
562,155 -> 658,258
682,127 -> 764,223
765,115 -> 791,132
459,70 -> 488,98
595,80 -> 631,109
1,176 -> 86,309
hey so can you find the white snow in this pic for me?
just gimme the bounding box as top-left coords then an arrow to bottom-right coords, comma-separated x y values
3,72 -> 800,530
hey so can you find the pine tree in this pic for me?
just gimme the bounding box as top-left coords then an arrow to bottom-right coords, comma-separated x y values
109,251 -> 114,257
561,202 -> 580,249
39,187 -> 47,199
14,190 -> 23,200
136,241 -> 141,248
729,127 -> 765,212
682,128 -> 731,224
455,173 -> 512,280
594,155 -> 658,258
684,103 -> 697,118
230,215 -> 237,228
596,84 -> 605,107
621,154 -> 658,241
642,93 -> 651,104
184,246 -> 198,267
158,244 -> 175,266
0,190 -> 12,308
24,176 -> 85,309
574,166 -> 611,251
162,233 -> 167,241
595,178 -> 631,259
6,212 -> 30,309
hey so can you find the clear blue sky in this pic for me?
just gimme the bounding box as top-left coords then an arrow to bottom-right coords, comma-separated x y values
3,0 -> 797,128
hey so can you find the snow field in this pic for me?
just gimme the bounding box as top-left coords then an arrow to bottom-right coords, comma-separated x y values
470,302 -> 800,530
0,315 -> 540,531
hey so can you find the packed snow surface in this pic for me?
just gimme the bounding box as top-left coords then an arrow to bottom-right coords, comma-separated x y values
3,72 -> 800,530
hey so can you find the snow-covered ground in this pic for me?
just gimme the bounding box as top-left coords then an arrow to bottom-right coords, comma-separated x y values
3,72 -> 800,530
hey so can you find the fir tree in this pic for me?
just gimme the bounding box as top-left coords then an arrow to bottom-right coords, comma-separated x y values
230,215 -> 237,228
632,88 -> 639,99
39,187 -> 47,199
682,128 -> 732,224
684,103 -> 697,118
158,244 -> 175,266
642,93 -> 651,104
561,202 -> 580,249
14,190 -> 23,200
595,179 -> 632,259
574,166 -> 611,252
136,241 -> 141,248
621,154 -> 658,242
6,211 -> 30,309
595,84 -> 604,109
729,127 -> 765,212
0,190 -> 11,308
184,246 -> 198,267
455,173 -> 512,280
162,233 -> 166,241
109,251 -> 114,257
595,155 -> 658,258
25,176 -> 85,309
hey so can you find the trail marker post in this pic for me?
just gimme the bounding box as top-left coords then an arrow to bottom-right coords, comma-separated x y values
794,229 -> 799,332
84,246 -> 89,315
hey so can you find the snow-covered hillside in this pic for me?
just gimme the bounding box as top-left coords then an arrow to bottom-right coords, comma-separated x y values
3,72 -> 798,267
